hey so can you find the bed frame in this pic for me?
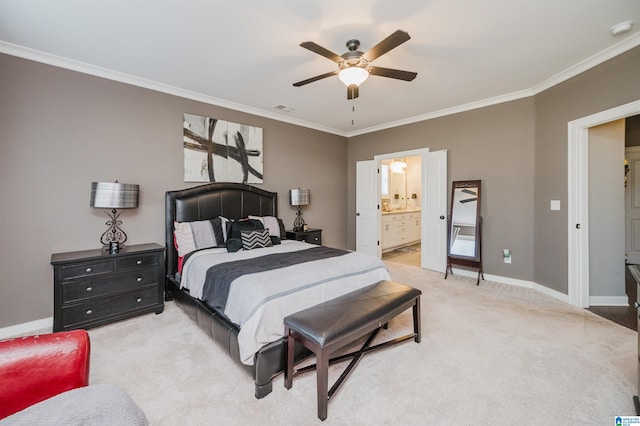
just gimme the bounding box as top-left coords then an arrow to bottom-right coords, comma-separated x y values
164,182 -> 309,398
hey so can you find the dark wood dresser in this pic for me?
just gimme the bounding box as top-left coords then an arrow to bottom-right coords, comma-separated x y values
51,243 -> 165,332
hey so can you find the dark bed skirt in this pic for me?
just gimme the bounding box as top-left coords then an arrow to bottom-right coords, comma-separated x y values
167,278 -> 311,398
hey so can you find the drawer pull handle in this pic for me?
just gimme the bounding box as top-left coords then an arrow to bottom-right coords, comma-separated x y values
136,277 -> 143,282
85,267 -> 93,273
136,260 -> 143,265
86,286 -> 92,292
136,298 -> 142,303
86,309 -> 93,315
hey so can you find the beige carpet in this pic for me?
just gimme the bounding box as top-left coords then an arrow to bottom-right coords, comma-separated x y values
88,262 -> 637,425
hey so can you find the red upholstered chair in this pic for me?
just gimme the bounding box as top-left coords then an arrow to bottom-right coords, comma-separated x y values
0,330 -> 90,419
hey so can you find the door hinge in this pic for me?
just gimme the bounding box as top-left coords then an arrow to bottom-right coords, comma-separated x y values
377,241 -> 380,246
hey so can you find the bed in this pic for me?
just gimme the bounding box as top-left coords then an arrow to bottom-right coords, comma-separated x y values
164,182 -> 390,398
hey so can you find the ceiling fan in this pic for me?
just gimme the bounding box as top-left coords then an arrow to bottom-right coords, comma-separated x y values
293,29 -> 418,100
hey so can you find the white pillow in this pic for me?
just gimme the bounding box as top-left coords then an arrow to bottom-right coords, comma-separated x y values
248,215 -> 280,238
174,218 -> 224,257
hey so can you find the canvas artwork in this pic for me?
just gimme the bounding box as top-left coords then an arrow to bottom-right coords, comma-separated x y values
183,113 -> 263,183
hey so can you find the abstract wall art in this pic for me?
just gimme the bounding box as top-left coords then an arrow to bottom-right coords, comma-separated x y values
183,113 -> 263,183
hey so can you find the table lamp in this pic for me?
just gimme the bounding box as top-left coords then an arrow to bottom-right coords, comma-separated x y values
289,188 -> 310,232
90,181 -> 139,253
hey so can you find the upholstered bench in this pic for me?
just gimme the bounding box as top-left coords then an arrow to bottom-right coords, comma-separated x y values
284,280 -> 421,421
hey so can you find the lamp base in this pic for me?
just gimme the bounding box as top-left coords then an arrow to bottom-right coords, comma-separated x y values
293,206 -> 306,232
99,209 -> 128,252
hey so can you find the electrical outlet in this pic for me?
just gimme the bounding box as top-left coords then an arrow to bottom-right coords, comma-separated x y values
503,249 -> 511,264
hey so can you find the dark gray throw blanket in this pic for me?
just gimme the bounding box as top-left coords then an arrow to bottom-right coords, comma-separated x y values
202,246 -> 349,312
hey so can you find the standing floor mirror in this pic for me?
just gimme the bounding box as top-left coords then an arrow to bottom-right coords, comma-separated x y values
444,180 -> 484,285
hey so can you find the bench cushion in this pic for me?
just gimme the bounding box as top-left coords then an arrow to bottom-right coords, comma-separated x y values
284,280 -> 421,350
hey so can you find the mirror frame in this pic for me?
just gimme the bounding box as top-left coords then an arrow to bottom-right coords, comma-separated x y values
447,180 -> 481,262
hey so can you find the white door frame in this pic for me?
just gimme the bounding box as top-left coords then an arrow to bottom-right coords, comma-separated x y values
568,99 -> 640,307
625,146 -> 640,265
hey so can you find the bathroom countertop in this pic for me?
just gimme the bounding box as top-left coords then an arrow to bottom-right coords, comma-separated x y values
381,209 -> 421,215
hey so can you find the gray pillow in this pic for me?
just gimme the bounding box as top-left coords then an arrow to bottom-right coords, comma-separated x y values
0,384 -> 148,426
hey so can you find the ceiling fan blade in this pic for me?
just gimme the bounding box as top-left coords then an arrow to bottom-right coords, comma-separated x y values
300,41 -> 343,63
362,30 -> 411,62
460,198 -> 477,203
368,66 -> 417,81
347,85 -> 359,100
293,71 -> 339,87
462,189 -> 477,195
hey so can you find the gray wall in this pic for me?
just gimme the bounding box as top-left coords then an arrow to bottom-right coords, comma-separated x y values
2,44 -> 639,329
348,99 -> 536,281
627,114 -> 640,146
533,46 -> 640,293
0,54 -> 347,328
588,120 -> 625,297
348,45 -> 640,293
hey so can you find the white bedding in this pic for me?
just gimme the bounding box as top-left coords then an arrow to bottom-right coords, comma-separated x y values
180,240 -> 391,365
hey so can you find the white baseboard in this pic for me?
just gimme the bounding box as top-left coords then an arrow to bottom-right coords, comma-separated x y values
451,267 -> 570,304
0,317 -> 52,340
451,267 -> 631,306
589,296 -> 629,306
532,282 -> 571,304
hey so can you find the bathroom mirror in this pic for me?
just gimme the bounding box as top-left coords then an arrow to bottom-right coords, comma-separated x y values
445,180 -> 484,284
389,167 -> 406,209
381,159 -> 408,210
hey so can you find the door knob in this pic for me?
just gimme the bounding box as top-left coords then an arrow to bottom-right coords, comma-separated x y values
440,216 -> 445,220
356,212 -> 360,216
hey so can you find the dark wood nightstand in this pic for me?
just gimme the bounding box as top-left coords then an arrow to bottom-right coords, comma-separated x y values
51,243 -> 165,332
286,228 -> 322,245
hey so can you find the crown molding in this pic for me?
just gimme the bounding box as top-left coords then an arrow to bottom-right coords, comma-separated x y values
348,32 -> 640,138
0,41 -> 348,137
345,89 -> 535,137
2,32 -> 639,139
530,31 -> 640,95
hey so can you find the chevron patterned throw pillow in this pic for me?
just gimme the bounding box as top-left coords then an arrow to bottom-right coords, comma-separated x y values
241,229 -> 273,250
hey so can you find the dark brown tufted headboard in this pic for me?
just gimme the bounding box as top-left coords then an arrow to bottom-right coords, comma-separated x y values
165,182 -> 278,279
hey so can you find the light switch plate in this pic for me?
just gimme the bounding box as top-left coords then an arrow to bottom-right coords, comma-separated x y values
550,200 -> 560,211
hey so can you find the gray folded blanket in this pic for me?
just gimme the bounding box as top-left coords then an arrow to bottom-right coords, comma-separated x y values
0,384 -> 148,426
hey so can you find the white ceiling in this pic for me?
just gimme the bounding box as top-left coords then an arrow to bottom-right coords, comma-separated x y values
1,0 -> 639,137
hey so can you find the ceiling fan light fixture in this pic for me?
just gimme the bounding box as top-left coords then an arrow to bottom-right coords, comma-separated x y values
338,67 -> 369,87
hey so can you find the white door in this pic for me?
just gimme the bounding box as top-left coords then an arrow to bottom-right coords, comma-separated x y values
421,150 -> 448,272
356,160 -> 379,257
626,147 -> 640,264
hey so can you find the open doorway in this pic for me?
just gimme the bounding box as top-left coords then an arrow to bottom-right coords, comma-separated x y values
380,155 -> 422,267
355,149 -> 448,272
568,100 -> 640,308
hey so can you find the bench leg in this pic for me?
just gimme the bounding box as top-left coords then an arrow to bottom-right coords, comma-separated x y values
317,349 -> 329,421
413,296 -> 421,343
284,328 -> 294,390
